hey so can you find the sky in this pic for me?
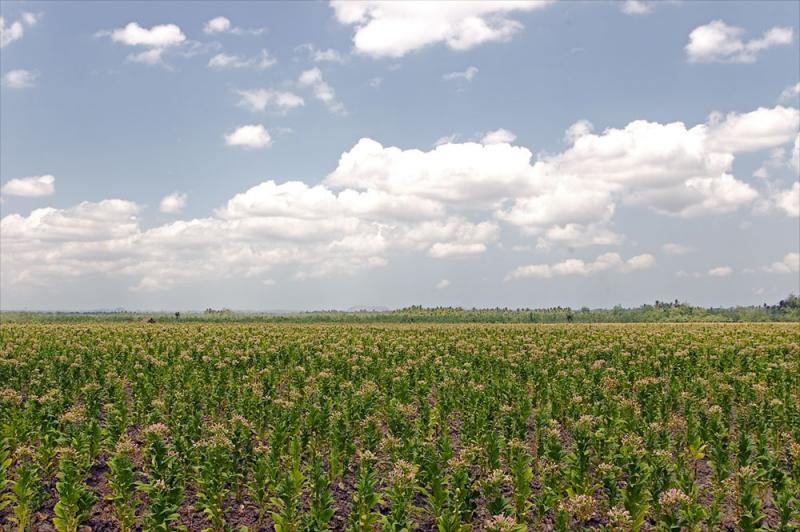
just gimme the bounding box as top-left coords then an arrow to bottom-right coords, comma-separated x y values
0,0 -> 798,311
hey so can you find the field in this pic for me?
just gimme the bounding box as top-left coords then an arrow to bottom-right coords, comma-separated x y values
1,323 -> 798,531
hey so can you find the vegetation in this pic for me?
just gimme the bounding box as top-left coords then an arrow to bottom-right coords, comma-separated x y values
0,323 -> 798,530
2,294 -> 799,324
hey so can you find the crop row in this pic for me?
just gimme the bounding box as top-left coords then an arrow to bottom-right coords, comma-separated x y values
0,323 -> 798,530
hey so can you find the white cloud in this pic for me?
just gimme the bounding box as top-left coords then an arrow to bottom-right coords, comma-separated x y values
708,266 -> 733,277
224,124 -> 272,149
443,66 -> 478,82
369,77 -> 382,88
669,174 -> 758,217
297,43 -> 347,63
1,199 -> 139,242
128,48 -> 165,65
621,253 -> 656,272
312,48 -> 346,63
4,102 -> 796,293
298,67 -> 345,113
203,16 -> 265,36
328,105 -> 792,247
217,180 -> 444,222
434,134 -> 458,146
686,20 -> 793,63
2,69 -> 38,89
620,0 -> 654,15
236,89 -> 305,112
506,264 -> 551,280
564,120 -> 593,144
21,12 -> 41,27
661,242 -> 692,255
481,128 -> 516,144
1,175 -> 54,197
99,22 -> 187,66
110,22 -> 186,48
1,12 -> 39,48
435,279 -> 451,290
706,106 -> 799,153
159,192 -> 188,214
397,217 -> 498,257
0,18 -> 24,48
779,82 -> 800,103
506,252 -> 655,280
298,67 -> 323,86
496,181 -> 616,233
208,50 -> 276,69
204,16 -> 231,34
327,137 -> 536,206
1,176 -> 499,290
762,252 -> 800,274
330,0 -> 551,57
752,146 -> 791,180
773,182 -> 800,217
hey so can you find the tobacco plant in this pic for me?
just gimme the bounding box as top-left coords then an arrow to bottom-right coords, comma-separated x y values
0,322 -> 797,530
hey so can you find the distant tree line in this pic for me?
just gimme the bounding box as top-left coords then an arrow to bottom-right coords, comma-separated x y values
2,294 -> 799,323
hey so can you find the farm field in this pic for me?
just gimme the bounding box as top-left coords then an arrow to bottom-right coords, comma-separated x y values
1,323 -> 798,531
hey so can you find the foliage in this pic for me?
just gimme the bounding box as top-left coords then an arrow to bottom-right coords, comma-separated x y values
0,322 -> 797,529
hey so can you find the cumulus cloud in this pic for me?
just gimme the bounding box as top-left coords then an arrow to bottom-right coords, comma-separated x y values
327,138 -> 536,207
208,50 -> 276,69
506,252 -> 655,280
762,252 -> 800,274
443,66 -> 478,82
621,253 -> 656,272
706,106 -> 799,153
110,22 -> 185,47
620,0 -> 654,15
99,22 -> 187,66
298,67 -> 344,113
330,0 -> 551,57
204,16 -> 231,34
2,69 -> 38,89
159,192 -> 188,214
236,89 -> 304,113
564,120 -> 593,144
1,179 -> 496,290
224,124 -> 272,149
773,182 -> 800,217
481,128 -> 516,145
686,20 -> 793,63
1,175 -> 55,197
328,104 -> 790,246
708,266 -> 733,277
435,279 -> 451,290
217,180 -> 445,222
3,102 -> 795,293
203,16 -> 265,36
0,12 -> 39,48
1,199 -> 139,242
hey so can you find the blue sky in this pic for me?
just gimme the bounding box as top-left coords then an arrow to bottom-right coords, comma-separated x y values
1,0 -> 798,311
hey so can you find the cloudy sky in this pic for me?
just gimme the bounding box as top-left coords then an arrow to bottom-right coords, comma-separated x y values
1,0 -> 798,311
